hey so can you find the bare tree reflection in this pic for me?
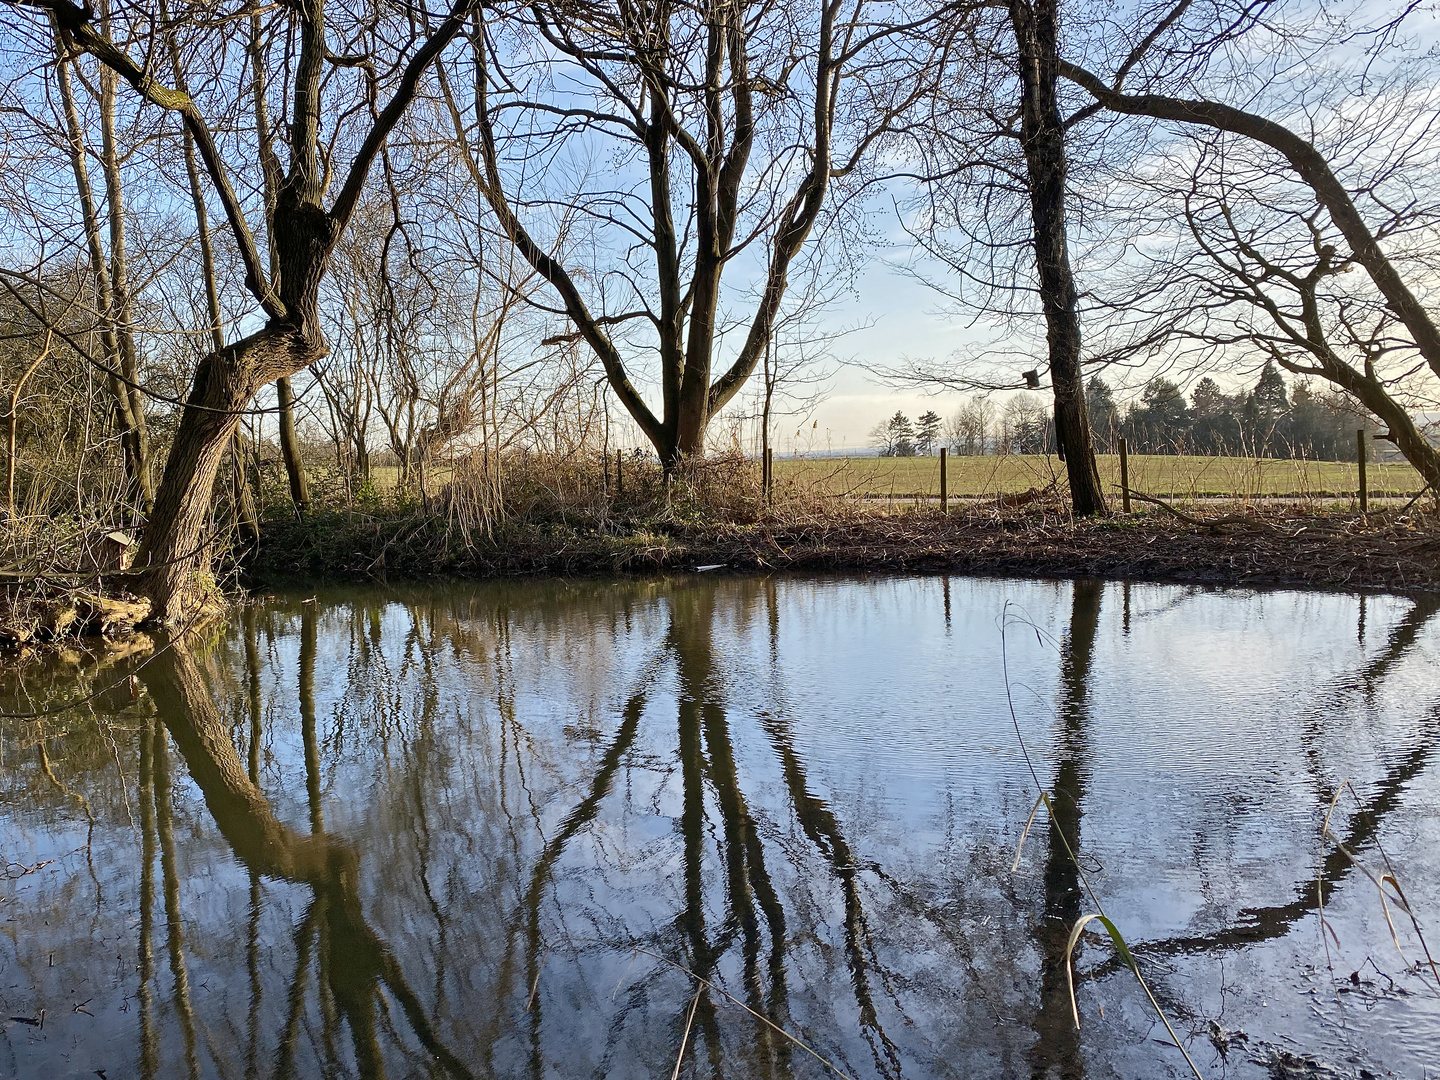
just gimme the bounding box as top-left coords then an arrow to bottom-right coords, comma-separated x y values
496,580 -> 904,1079
137,713 -> 159,1080
1028,580 -> 1102,1080
153,715 -> 201,1080
142,640 -> 481,1080
1092,593 -> 1440,967
242,604 -> 264,1080
70,579 -> 1436,1080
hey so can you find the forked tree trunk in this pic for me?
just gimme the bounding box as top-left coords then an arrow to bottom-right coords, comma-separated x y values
450,0 -> 840,475
42,0 -> 479,619
1009,0 -> 1107,517
167,19 -> 262,549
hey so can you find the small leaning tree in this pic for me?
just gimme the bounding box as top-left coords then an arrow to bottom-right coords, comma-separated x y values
3,0 -> 482,620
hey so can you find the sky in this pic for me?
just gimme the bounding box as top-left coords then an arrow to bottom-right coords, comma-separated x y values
777,256 -> 977,453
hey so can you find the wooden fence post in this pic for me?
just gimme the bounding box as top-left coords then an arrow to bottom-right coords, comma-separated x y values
765,448 -> 774,506
939,447 -> 948,513
1118,437 -> 1131,513
1357,428 -> 1368,513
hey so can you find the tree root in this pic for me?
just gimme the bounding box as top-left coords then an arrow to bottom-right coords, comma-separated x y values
0,588 -> 152,647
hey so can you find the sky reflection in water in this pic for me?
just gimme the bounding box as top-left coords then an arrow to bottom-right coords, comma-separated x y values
1,575 -> 1438,1079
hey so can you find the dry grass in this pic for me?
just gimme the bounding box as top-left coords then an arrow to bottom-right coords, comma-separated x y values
774,454 -> 1425,501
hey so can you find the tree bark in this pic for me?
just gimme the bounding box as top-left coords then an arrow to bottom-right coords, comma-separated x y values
133,329 -> 317,615
1009,0 -> 1108,517
276,376 -> 310,514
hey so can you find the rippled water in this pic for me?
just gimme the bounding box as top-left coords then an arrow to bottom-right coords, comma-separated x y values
2,575 -> 1438,1079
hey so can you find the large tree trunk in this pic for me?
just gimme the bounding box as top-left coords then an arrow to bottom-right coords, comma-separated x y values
1009,0 -> 1107,517
168,26 -> 263,550
134,328 -> 317,620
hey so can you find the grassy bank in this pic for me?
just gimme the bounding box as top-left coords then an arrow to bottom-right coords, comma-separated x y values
6,450 -> 1437,649
247,491 -> 1440,596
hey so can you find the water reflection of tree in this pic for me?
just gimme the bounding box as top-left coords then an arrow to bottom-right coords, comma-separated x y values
1028,580 -> 1102,1080
142,640 -> 481,1080
1088,592 -> 1440,970
502,581 -> 908,1080
23,580 -> 1435,1078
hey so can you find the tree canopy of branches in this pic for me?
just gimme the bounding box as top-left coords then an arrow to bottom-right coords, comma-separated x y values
1059,0 -> 1440,489
447,0 -> 951,469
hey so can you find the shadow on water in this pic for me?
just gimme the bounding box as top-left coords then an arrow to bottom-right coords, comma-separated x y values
3,576 -> 1440,1079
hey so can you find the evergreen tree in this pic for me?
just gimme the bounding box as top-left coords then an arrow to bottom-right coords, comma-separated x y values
916,410 -> 942,455
1085,376 -> 1117,451
1251,361 -> 1289,418
1126,378 -> 1191,450
1244,361 -> 1290,454
1190,377 -> 1242,454
870,411 -> 917,457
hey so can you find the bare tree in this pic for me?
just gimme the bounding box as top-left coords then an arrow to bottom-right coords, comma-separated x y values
1004,0 -> 1105,511
3,0 -> 481,618
946,395 -> 994,454
49,23 -> 152,512
1099,129 -> 1440,486
1059,0 -> 1440,486
886,0 -> 1115,513
441,0 -> 948,470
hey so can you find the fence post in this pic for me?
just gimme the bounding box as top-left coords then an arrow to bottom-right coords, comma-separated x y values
1118,437 -> 1131,513
764,448 -> 774,506
616,449 -> 624,495
939,447 -> 948,513
1357,428 -> 1368,513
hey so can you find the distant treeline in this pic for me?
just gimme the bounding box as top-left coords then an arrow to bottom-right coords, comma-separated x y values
876,362 -> 1391,460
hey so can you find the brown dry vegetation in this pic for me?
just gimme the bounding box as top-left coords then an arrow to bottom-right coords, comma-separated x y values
6,450 -> 1437,650
245,452 -> 1440,594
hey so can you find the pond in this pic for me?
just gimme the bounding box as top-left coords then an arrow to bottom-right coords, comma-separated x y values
2,575 -> 1438,1079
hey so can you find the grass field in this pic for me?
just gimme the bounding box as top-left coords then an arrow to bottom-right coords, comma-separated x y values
772,453 -> 1425,500
350,452 -> 1423,502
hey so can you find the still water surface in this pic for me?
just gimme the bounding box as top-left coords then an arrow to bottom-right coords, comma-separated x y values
2,576 -> 1439,1079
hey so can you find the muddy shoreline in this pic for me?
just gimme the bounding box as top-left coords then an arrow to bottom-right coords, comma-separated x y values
246,505 -> 1440,595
